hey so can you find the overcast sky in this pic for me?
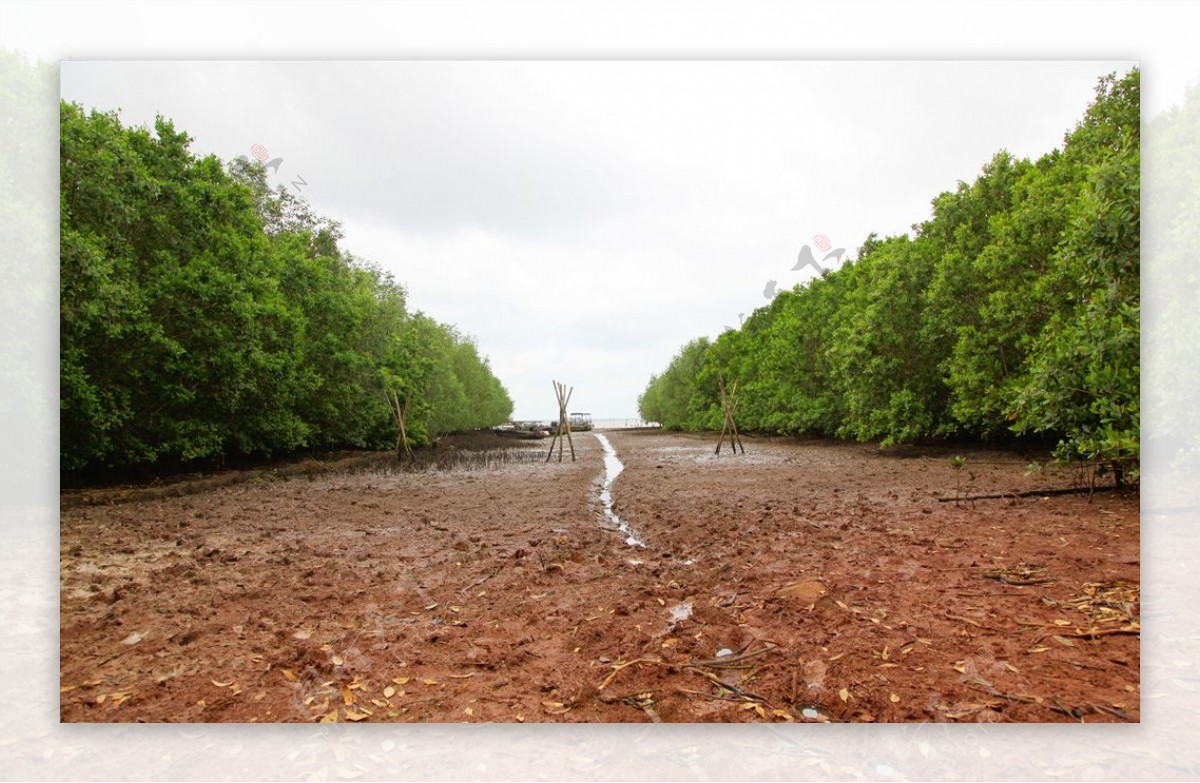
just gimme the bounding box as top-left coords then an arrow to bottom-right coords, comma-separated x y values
61,60 -> 1136,420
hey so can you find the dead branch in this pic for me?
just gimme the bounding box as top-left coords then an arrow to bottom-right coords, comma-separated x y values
938,486 -> 1121,502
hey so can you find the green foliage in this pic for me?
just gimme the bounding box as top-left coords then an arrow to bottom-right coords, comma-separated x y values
637,338 -> 711,429
61,103 -> 512,473
1012,72 -> 1140,472
638,69 -> 1140,474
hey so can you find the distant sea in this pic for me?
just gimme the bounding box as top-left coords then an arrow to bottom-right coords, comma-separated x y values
509,417 -> 657,429
592,418 -> 655,429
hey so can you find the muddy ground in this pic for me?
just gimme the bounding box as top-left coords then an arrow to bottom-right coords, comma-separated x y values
59,429 -> 1139,723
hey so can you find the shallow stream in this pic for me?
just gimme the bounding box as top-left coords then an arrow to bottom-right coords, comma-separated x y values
592,433 -> 645,547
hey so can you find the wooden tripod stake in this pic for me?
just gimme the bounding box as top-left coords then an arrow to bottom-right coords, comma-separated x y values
715,376 -> 745,455
386,389 -> 414,460
546,380 -> 576,463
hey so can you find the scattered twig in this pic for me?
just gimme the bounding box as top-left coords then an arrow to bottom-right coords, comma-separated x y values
596,658 -> 666,691
938,486 -> 1120,503
945,613 -> 985,628
462,567 -> 502,593
1092,703 -> 1131,721
981,566 -> 1053,586
1056,626 -> 1140,639
691,644 -> 777,668
682,665 -> 769,703
677,687 -> 759,704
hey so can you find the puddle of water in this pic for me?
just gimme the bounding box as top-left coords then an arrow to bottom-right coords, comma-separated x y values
797,703 -> 833,721
593,433 -> 645,547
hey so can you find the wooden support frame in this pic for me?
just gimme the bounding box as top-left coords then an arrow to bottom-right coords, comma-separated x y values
715,375 -> 745,455
546,380 -> 576,463
386,389 -> 414,460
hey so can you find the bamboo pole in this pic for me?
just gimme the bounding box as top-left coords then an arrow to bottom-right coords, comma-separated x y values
563,383 -> 576,462
728,379 -> 745,454
546,381 -> 561,462
715,376 -> 745,455
557,382 -> 565,463
545,380 -> 577,463
386,389 -> 414,460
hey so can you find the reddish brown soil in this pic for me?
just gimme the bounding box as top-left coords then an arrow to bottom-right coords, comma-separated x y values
59,429 -> 1139,723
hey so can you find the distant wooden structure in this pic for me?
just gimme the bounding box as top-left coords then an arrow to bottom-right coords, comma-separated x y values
386,389 -> 414,460
715,375 -> 745,455
546,380 -> 577,463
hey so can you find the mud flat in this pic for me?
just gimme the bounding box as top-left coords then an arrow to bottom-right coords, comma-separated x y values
60,429 -> 1139,722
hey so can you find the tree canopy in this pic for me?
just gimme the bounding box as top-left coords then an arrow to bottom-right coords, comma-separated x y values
639,69 -> 1140,476
61,102 -> 513,474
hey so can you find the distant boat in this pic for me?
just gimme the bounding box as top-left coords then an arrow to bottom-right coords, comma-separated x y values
494,422 -> 551,439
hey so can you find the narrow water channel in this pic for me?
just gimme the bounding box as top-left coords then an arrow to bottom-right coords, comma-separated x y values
592,432 -> 645,547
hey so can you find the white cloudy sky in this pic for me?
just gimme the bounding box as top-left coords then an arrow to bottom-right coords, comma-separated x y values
61,60 -> 1136,420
